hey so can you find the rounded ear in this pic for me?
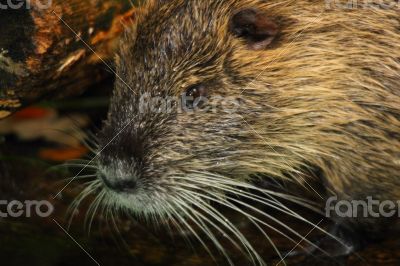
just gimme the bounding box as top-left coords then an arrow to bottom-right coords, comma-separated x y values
229,8 -> 279,50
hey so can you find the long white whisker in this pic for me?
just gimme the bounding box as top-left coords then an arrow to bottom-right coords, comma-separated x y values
192,171 -> 318,209
67,180 -> 101,229
85,190 -> 106,234
176,192 -> 260,265
179,173 -> 346,248
84,191 -> 101,231
165,201 -> 218,264
173,179 -> 295,264
174,186 -> 316,253
160,204 -> 197,252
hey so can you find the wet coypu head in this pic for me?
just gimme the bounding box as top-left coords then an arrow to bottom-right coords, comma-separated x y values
97,0 -> 288,214
89,0 -> 400,262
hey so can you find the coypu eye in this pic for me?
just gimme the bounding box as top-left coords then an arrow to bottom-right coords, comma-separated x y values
185,84 -> 208,110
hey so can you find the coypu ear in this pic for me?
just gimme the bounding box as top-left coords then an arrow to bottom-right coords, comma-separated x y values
229,8 -> 279,50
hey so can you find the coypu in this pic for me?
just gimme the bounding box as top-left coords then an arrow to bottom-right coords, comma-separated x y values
72,0 -> 400,264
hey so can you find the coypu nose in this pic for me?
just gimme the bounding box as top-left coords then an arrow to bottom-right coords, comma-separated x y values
100,173 -> 137,194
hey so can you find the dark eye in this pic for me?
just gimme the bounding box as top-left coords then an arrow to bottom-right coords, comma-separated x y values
186,84 -> 207,98
185,84 -> 208,110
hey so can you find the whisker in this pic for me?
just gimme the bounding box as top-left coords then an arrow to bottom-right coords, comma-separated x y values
60,164 -> 99,169
186,173 -> 348,250
86,190 -> 107,234
175,185 -> 298,259
158,203 -> 196,252
165,201 -> 219,264
178,191 -> 264,265
179,185 -> 328,257
57,174 -> 97,184
67,180 -> 102,229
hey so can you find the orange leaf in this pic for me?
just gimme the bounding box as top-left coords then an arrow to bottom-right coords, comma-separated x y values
39,146 -> 89,162
14,107 -> 53,120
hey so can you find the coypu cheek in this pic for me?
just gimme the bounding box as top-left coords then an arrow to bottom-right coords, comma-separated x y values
229,8 -> 279,50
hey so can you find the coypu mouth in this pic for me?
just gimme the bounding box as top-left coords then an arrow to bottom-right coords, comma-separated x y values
65,140 -> 342,266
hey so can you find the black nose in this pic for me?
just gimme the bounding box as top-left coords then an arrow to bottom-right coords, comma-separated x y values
100,174 -> 137,193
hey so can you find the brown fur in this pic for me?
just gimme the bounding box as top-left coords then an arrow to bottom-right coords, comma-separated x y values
95,0 -> 400,262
